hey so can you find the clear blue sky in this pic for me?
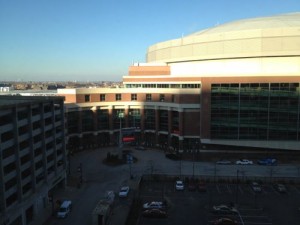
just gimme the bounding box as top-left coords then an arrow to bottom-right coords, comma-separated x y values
0,0 -> 299,82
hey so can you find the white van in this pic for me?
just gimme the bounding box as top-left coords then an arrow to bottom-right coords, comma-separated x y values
57,200 -> 72,218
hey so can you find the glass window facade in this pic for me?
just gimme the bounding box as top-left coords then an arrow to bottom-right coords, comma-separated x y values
82,110 -> 94,132
171,111 -> 179,133
67,111 -> 80,134
159,110 -> 168,131
145,109 -> 155,130
211,83 -> 300,140
97,109 -> 109,130
129,109 -> 140,128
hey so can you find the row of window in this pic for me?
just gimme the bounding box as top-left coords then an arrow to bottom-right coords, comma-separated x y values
125,83 -> 201,88
67,109 -> 180,134
212,82 -> 299,91
211,83 -> 300,140
85,93 -> 171,102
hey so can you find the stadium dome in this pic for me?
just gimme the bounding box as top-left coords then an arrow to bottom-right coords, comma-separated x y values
147,12 -> 300,63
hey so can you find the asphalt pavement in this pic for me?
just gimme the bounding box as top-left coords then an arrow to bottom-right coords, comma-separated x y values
40,147 -> 300,225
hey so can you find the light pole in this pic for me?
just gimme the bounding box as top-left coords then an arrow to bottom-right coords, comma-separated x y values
77,163 -> 83,188
192,148 -> 195,178
118,112 -> 124,158
235,169 -> 239,206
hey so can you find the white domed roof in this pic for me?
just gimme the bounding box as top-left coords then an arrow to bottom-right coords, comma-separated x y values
147,12 -> 300,63
189,12 -> 300,36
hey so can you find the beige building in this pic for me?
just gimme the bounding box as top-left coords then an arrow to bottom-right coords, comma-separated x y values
58,12 -> 300,152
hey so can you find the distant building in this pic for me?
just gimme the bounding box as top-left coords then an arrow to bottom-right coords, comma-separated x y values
0,87 -> 13,92
0,95 -> 67,225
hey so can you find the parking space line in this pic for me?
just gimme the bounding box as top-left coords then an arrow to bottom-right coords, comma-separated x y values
216,185 -> 221,194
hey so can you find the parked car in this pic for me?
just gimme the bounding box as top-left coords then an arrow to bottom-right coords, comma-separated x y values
57,200 -> 72,218
175,180 -> 184,191
213,217 -> 237,225
143,201 -> 166,210
135,146 -> 146,150
274,184 -> 287,193
235,159 -> 253,165
257,158 -> 277,165
165,153 -> 181,160
212,205 -> 238,214
142,209 -> 167,218
188,180 -> 197,191
251,182 -> 262,193
216,159 -> 232,165
118,186 -> 130,197
104,191 -> 115,204
198,182 -> 207,192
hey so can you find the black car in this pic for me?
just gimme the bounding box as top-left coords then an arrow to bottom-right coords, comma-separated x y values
142,209 -> 167,218
165,153 -> 180,160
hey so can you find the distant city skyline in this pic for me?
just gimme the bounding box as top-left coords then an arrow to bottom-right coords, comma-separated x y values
0,0 -> 299,82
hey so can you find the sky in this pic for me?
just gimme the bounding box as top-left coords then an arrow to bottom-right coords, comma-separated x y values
0,0 -> 299,82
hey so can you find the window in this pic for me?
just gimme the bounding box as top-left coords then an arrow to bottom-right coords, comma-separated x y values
85,95 -> 90,102
146,94 -> 152,101
160,94 -> 165,102
157,84 -> 169,88
100,94 -> 105,101
131,94 -> 137,101
116,94 -> 121,101
172,95 -> 175,102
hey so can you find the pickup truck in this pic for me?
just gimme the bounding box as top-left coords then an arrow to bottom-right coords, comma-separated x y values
257,158 -> 277,165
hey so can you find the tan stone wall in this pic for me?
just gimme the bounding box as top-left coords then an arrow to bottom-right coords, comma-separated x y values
129,66 -> 170,75
123,76 -> 201,82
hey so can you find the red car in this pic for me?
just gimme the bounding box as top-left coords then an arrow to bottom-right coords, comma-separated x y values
198,182 -> 207,192
213,217 -> 237,225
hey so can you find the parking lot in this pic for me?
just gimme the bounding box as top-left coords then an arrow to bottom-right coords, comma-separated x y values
136,176 -> 300,225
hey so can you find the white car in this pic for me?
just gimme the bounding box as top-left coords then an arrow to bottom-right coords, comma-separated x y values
57,200 -> 72,218
175,180 -> 184,191
251,182 -> 262,192
143,201 -> 166,209
235,159 -> 253,165
118,186 -> 130,197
